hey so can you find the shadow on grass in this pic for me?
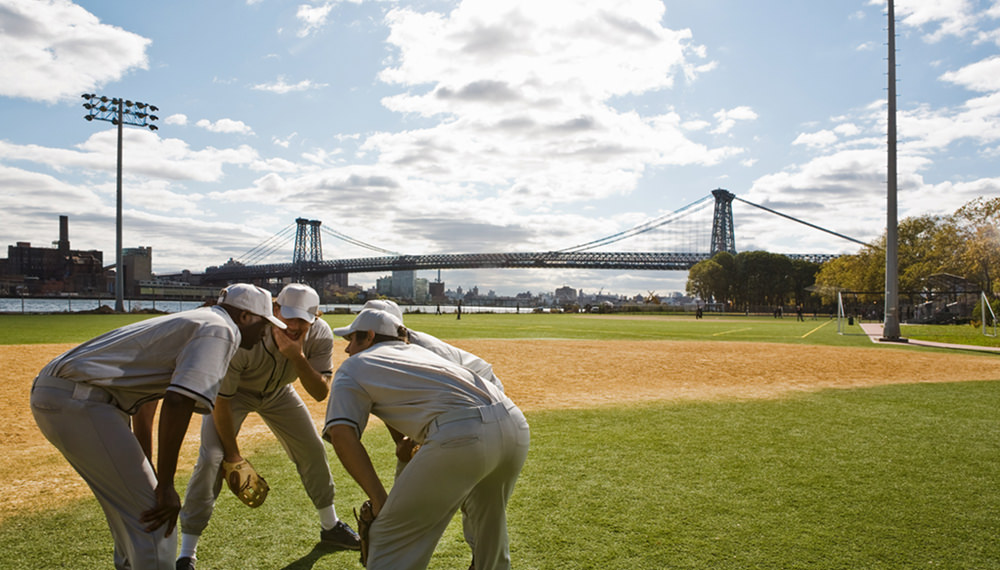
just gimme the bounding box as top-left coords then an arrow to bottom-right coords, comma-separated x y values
278,542 -> 359,570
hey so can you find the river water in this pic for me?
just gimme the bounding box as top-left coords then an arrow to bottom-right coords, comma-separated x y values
0,297 -> 524,315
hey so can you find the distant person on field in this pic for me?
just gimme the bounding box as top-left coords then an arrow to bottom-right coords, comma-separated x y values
176,284 -> 359,570
30,283 -> 282,570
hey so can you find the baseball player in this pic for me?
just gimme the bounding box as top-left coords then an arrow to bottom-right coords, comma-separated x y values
30,283 -> 282,570
176,283 -> 359,570
363,299 -> 503,569
324,309 -> 530,570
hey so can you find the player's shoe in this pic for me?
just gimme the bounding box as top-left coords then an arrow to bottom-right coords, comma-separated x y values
320,520 -> 362,551
176,557 -> 196,570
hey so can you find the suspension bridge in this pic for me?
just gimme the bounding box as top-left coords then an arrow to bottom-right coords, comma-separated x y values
200,189 -> 860,285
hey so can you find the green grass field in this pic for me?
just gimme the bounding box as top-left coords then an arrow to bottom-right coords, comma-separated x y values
5,310 -> 997,349
3,312 -> 999,569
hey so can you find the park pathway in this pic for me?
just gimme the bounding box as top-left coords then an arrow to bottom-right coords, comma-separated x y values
859,322 -> 1000,354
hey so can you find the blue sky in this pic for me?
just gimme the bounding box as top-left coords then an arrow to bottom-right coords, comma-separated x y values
2,0 -> 999,297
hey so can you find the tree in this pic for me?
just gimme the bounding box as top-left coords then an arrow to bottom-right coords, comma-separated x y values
951,197 -> 1000,295
686,251 -> 734,305
813,196 -> 1000,301
789,258 -> 821,306
686,259 -> 720,302
687,251 -> 816,312
734,251 -> 793,310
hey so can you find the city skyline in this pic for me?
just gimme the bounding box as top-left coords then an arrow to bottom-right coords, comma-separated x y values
2,1 -> 999,296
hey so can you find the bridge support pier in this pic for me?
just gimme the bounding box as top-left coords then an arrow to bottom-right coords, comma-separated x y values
710,189 -> 736,256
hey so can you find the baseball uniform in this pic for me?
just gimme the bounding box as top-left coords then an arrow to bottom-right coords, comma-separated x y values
179,318 -> 338,535
325,339 -> 530,570
30,306 -> 244,570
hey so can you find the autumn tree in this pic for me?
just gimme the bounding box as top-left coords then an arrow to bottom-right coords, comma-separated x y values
813,197 -> 1000,300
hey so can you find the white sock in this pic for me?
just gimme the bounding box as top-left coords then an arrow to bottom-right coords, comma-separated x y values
318,505 -> 340,530
179,533 -> 200,560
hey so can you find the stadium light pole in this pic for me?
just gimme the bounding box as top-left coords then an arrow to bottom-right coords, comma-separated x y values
881,0 -> 903,341
82,94 -> 159,313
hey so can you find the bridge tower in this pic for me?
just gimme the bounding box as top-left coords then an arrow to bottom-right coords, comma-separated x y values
710,189 -> 736,256
309,219 -> 323,262
293,218 -> 325,285
293,218 -> 324,263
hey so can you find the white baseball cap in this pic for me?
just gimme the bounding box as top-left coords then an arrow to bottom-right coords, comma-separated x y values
363,299 -> 404,323
333,308 -> 403,338
277,283 -> 320,323
218,283 -> 287,329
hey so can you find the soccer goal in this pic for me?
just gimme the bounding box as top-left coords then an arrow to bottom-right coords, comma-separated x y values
982,292 -> 997,337
836,290 -> 882,335
837,291 -> 847,334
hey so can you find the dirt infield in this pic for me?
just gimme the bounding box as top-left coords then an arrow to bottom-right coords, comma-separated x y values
4,340 -> 999,522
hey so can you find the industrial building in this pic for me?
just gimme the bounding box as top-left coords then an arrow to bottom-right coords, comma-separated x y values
0,215 -> 173,300
0,216 -> 105,296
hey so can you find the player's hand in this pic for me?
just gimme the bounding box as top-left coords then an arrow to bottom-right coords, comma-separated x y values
272,323 -> 307,359
140,483 -> 181,535
395,437 -> 420,463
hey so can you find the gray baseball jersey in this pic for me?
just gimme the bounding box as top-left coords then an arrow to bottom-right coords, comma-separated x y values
325,340 -> 504,442
219,317 -> 334,397
31,305 -> 244,570
407,329 -> 504,392
324,339 -> 528,570
180,318 -> 338,537
39,306 -> 241,413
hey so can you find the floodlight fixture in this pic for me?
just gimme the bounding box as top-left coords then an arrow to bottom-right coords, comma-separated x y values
80,92 -> 161,313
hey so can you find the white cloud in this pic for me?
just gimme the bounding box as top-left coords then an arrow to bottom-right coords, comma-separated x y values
164,114 -> 188,126
878,0 -> 981,42
0,0 -> 151,103
711,106 -> 758,134
792,130 -> 839,149
940,55 -> 1000,92
296,2 -> 334,37
362,0 -> 741,208
195,118 -> 255,135
834,123 -> 862,137
682,119 -> 711,131
0,130 -> 261,183
120,179 -> 204,215
273,133 -> 297,148
251,77 -> 328,94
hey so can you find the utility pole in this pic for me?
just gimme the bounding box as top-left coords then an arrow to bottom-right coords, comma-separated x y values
882,0 -> 903,341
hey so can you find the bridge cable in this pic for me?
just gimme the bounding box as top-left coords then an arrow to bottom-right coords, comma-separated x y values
320,226 -> 400,256
556,195 -> 714,253
237,223 -> 297,265
242,225 -> 297,265
731,196 -> 874,248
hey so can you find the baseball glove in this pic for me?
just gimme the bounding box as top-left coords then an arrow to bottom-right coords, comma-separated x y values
221,458 -> 269,508
354,500 -> 375,567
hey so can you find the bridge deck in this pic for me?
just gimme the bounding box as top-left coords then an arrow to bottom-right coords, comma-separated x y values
203,251 -> 838,282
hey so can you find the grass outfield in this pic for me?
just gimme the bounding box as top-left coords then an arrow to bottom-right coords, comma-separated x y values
3,382 -> 998,569
4,311 -> 997,349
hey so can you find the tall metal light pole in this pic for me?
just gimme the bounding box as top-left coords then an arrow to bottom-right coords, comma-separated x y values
882,1 -> 903,341
82,94 -> 159,312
